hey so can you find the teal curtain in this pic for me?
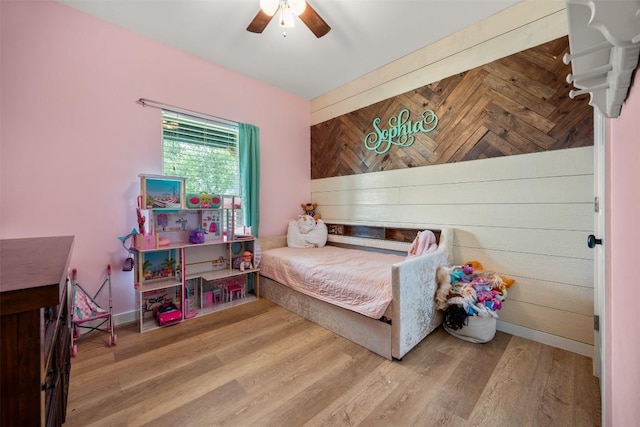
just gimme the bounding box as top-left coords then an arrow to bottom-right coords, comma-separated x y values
239,123 -> 260,236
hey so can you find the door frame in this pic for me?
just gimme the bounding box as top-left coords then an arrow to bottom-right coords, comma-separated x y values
593,110 -> 606,420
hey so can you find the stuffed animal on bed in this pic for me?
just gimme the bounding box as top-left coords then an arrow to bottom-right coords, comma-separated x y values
297,214 -> 317,234
288,215 -> 328,248
301,202 -> 320,220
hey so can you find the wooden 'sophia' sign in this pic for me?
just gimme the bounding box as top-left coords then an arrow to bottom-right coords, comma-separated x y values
364,108 -> 438,154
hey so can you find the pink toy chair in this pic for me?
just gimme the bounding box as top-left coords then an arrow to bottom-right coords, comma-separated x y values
227,283 -> 245,301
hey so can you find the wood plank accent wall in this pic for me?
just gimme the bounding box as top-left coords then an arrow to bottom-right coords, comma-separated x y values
310,37 -> 593,180
308,4 -> 593,357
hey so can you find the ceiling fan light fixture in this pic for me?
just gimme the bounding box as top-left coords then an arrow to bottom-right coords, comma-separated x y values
247,0 -> 330,38
280,6 -> 295,28
259,0 -> 279,16
290,0 -> 306,16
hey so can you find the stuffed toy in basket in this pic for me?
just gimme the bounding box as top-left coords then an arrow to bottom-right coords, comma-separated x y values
435,261 -> 515,343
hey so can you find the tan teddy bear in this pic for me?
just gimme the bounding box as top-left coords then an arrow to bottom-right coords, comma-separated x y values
301,202 -> 320,220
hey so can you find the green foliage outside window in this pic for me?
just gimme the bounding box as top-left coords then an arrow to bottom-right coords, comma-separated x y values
162,111 -> 240,196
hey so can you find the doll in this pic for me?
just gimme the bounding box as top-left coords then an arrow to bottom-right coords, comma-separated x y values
239,251 -> 253,272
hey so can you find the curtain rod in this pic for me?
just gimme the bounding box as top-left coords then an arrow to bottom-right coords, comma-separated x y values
136,98 -> 238,127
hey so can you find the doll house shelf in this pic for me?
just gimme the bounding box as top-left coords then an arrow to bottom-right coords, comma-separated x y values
133,174 -> 259,333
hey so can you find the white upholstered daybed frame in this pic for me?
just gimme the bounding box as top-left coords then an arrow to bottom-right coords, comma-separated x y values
257,225 -> 453,360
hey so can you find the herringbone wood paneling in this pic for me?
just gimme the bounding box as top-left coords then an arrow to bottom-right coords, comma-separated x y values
311,37 -> 593,179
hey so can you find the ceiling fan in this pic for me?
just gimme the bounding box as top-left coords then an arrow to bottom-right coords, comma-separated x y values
246,0 -> 331,38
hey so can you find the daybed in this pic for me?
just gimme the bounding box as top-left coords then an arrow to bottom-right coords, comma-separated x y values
257,224 -> 453,360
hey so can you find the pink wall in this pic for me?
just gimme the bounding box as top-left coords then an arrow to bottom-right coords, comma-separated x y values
607,78 -> 640,424
0,0 -> 311,314
3,2 -> 638,423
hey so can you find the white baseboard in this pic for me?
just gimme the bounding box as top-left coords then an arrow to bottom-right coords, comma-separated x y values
497,320 -> 594,358
113,310 -> 137,327
80,311 -> 594,358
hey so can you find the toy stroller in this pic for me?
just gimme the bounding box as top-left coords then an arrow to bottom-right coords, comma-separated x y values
70,265 -> 117,356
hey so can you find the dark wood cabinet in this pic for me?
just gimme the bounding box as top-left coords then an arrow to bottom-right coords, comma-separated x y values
1,236 -> 74,426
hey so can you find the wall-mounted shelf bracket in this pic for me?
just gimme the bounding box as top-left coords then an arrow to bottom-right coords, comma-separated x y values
564,0 -> 640,118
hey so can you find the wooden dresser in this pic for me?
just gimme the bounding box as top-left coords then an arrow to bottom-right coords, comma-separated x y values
1,236 -> 74,426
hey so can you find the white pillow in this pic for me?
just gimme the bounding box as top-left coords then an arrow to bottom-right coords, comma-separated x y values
287,219 -> 307,248
287,219 -> 328,248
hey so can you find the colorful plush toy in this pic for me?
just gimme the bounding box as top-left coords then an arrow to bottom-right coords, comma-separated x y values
450,268 -> 466,284
301,202 -> 320,220
477,290 -> 502,313
459,284 -> 477,301
500,275 -> 516,288
438,260 -> 516,325
435,266 -> 453,310
476,290 -> 494,305
465,260 -> 484,271
465,260 -> 515,290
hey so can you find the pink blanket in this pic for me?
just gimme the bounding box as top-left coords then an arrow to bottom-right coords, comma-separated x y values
260,246 -> 406,319
408,230 -> 438,257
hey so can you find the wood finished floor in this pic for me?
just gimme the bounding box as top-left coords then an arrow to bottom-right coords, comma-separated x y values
64,299 -> 600,426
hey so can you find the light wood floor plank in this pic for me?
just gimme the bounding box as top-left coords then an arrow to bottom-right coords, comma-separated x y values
125,323 -> 335,425
466,335 -> 544,426
304,353 -> 413,426
358,333 -> 462,426
64,299 -> 600,426
573,352 -> 602,426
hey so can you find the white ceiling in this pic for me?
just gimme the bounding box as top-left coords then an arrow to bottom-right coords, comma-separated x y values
57,0 -> 520,100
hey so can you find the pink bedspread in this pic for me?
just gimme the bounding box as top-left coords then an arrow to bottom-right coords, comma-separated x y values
260,246 -> 406,319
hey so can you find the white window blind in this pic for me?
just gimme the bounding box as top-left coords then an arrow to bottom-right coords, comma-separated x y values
162,110 -> 240,196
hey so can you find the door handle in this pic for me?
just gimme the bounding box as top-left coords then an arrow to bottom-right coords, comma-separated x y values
587,234 -> 602,248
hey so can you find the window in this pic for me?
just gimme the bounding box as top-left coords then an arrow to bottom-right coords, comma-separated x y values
162,110 -> 240,196
162,110 -> 244,229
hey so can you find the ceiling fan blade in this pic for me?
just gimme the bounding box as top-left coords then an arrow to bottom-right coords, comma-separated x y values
246,9 -> 274,33
298,2 -> 331,38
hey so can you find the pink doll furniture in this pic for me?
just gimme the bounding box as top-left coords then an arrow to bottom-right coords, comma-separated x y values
227,283 -> 245,301
212,286 -> 225,303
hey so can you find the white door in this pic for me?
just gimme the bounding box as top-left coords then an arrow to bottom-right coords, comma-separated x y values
592,112 -> 606,410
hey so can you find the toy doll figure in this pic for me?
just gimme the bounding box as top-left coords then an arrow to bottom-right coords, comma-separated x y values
239,251 -> 253,272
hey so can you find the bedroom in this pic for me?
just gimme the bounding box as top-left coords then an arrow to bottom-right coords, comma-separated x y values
1,0 -> 638,425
